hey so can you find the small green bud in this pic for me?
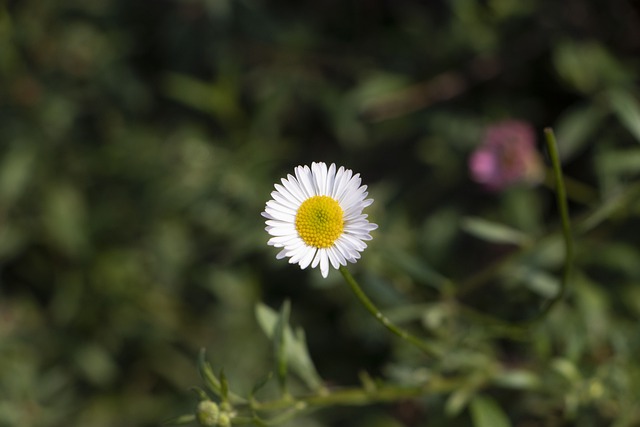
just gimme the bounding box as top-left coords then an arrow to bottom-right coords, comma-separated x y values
196,400 -> 219,426
218,412 -> 231,427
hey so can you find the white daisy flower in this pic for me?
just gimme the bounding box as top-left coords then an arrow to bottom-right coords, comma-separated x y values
262,162 -> 378,278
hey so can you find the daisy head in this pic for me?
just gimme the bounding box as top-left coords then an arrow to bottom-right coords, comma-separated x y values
262,162 -> 378,278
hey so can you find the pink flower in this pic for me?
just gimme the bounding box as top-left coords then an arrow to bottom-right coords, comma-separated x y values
469,120 -> 544,191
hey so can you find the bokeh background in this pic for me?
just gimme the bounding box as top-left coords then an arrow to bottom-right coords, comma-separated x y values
2,0 -> 640,426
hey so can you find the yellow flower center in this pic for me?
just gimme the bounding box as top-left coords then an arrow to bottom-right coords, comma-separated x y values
295,196 -> 344,248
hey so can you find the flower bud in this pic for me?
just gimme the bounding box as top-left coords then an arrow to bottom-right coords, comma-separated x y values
218,412 -> 231,427
196,400 -> 219,426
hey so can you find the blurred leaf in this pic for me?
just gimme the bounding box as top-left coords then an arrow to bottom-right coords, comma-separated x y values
575,274 -> 610,348
470,395 -> 511,427
492,369 -> 541,390
250,372 -> 273,398
42,183 -> 88,257
0,224 -> 26,261
462,216 -> 531,246
446,387 -> 476,417
74,344 -> 118,387
505,265 -> 560,298
198,349 -> 222,397
553,41 -> 630,93
0,144 -> 36,206
420,207 -> 461,266
445,371 -> 488,418
197,350 -> 246,404
608,89 -> 640,143
599,149 -> 640,176
219,369 -> 229,402
351,72 -> 410,114
162,71 -> 242,125
386,248 -> 451,291
164,414 -> 196,425
255,303 -> 323,391
273,300 -> 290,391
190,387 -> 209,401
555,103 -> 606,161
582,242 -> 640,278
551,358 -> 582,384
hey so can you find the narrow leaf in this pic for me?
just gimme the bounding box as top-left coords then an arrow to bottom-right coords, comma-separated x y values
462,217 -> 531,246
163,414 -> 196,425
273,300 -> 290,391
609,89 -> 640,143
255,303 -> 324,390
219,369 -> 229,402
250,372 -> 273,398
198,349 -> 222,396
555,103 -> 606,161
470,396 -> 512,427
190,386 -> 210,401
197,349 -> 246,404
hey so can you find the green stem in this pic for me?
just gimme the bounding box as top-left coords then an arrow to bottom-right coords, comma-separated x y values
250,375 -> 462,412
536,127 -> 574,317
339,266 -> 441,357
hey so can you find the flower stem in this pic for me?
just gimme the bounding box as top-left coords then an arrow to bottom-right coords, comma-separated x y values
249,374 -> 462,413
536,127 -> 573,318
339,266 -> 441,357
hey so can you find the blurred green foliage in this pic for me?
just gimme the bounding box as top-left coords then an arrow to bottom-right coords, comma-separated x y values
1,0 -> 640,426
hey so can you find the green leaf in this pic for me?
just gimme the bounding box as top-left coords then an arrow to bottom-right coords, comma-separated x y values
255,303 -> 324,391
470,396 -> 512,427
250,372 -> 273,398
445,387 -> 475,417
219,369 -> 229,402
555,103 -> 606,161
197,349 -> 246,404
0,144 -> 36,206
198,349 -> 222,396
492,369 -> 541,390
599,149 -> 640,176
551,358 -> 582,384
190,387 -> 210,401
163,414 -> 196,425
505,265 -> 560,298
609,89 -> 640,143
43,183 -> 88,257
462,217 -> 531,246
273,300 -> 290,391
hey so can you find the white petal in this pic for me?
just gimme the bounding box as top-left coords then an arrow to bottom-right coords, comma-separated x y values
268,235 -> 301,247
311,162 -> 326,195
325,163 -> 337,197
298,246 -> 317,269
281,176 -> 305,202
311,250 -> 322,268
332,167 -> 352,201
266,226 -> 297,237
326,247 -> 340,269
295,165 -> 315,198
319,250 -> 329,278
271,190 -> 300,210
338,174 -> 362,205
264,208 -> 295,222
289,245 -> 308,264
